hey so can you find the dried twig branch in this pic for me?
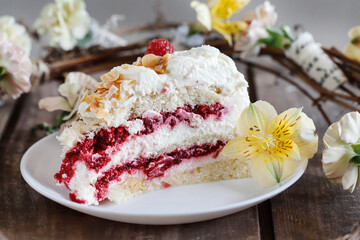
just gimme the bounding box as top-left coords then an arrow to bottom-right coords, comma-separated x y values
234,57 -> 332,124
35,22 -> 360,125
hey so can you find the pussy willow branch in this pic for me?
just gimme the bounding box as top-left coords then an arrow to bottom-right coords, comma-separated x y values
41,22 -> 360,124
234,57 -> 332,124
114,22 -> 181,35
47,41 -> 148,79
259,47 -> 360,103
46,23 -> 185,79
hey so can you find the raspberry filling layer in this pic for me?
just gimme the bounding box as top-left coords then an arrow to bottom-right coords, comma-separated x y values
55,103 -> 226,187
95,140 -> 226,201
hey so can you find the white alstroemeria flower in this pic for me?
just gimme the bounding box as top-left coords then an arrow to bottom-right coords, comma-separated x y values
34,0 -> 91,51
0,16 -> 31,56
39,72 -> 97,120
0,33 -> 32,99
344,26 -> 360,63
235,1 -> 278,57
191,0 -> 249,45
322,112 -> 360,192
191,1 -> 212,31
222,100 -> 318,187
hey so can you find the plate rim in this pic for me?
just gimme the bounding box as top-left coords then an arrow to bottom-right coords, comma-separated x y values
20,133 -> 308,221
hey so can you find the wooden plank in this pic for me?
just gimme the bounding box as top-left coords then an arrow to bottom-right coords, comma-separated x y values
240,62 -> 275,240
254,62 -> 360,239
0,98 -> 18,141
0,80 -> 261,239
270,156 -> 360,239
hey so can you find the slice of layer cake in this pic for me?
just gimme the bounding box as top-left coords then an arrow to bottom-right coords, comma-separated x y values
55,45 -> 250,205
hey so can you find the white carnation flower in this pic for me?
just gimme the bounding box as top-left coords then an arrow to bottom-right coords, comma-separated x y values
322,112 -> 360,192
0,16 -> 31,55
34,0 -> 91,51
235,1 -> 278,57
0,33 -> 32,99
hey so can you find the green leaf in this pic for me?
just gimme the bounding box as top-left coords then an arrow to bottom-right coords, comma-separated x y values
266,28 -> 283,39
258,37 -> 273,45
272,35 -> 284,49
0,66 -> 6,80
31,123 -> 58,134
350,155 -> 360,165
283,42 -> 291,49
258,28 -> 285,49
77,30 -> 93,48
56,111 -> 70,128
352,144 -> 360,155
188,23 -> 205,37
259,27 -> 295,50
280,25 -> 294,42
351,38 -> 359,44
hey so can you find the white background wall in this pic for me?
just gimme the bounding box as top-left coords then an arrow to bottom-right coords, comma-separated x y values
1,0 -> 360,51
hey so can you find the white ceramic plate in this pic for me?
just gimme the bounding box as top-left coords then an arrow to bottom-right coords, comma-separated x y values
20,133 -> 308,225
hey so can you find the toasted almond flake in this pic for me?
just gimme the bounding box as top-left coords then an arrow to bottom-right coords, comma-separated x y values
105,85 -> 119,99
80,53 -> 171,119
122,64 -> 131,69
100,69 -> 120,82
141,54 -> 162,68
135,54 -> 170,74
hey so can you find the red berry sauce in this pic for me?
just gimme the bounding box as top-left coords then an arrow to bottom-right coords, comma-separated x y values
54,127 -> 130,187
69,192 -> 87,204
54,103 -> 227,195
95,140 -> 226,201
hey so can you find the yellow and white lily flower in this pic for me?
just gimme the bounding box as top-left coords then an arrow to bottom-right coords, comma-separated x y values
191,0 -> 249,45
344,26 -> 360,63
222,100 -> 318,187
322,112 -> 360,192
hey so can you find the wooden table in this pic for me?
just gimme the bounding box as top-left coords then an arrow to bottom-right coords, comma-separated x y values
1,62 -> 359,240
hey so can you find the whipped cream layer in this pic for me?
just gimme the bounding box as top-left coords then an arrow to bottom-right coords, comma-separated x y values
77,45 -> 247,126
59,45 -> 249,150
60,93 -> 247,204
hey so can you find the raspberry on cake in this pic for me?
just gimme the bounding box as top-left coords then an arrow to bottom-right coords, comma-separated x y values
145,38 -> 175,56
56,45 -> 250,205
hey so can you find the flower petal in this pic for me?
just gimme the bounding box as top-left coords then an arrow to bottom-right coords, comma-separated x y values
251,157 -> 278,187
191,1 -> 212,31
342,165 -> 360,193
251,154 -> 297,187
59,72 -> 97,107
323,121 -> 344,149
270,139 -> 301,162
344,43 -> 360,63
322,147 -> 356,184
34,0 -> 91,51
221,136 -> 259,160
269,107 -> 302,139
210,0 -> 250,20
212,20 -> 247,45
292,112 -> 318,160
236,100 -> 277,136
348,25 -> 360,39
221,136 -> 245,157
38,96 -> 71,112
338,112 -> 360,144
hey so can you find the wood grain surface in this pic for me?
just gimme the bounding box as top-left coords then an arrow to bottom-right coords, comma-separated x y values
0,62 -> 359,239
0,81 -> 261,240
